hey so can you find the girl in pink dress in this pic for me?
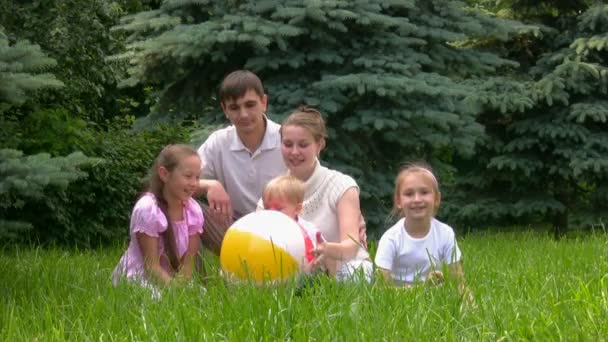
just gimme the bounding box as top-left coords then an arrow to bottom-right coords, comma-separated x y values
112,144 -> 204,287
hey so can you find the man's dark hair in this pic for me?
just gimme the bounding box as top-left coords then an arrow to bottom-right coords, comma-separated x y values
219,70 -> 264,103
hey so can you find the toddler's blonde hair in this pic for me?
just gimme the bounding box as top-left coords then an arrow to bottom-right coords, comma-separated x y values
263,175 -> 305,206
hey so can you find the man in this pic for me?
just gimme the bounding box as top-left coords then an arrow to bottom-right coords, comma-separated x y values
198,70 -> 287,255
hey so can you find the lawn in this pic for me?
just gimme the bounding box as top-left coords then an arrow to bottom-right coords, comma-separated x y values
1,231 -> 607,340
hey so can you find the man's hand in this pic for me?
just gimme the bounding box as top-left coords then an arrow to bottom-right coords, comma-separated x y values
204,180 -> 233,225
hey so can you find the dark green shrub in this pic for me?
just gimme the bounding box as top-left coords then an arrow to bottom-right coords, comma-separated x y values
9,119 -> 193,246
0,149 -> 97,240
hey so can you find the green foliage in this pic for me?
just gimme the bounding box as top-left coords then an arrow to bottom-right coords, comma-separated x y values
0,31 -> 100,241
113,0 -> 524,230
0,17 -> 187,245
0,0 -> 156,121
4,120 -> 193,246
0,149 -> 97,239
469,0 -> 591,17
446,3 -> 608,233
17,108 -> 90,156
0,32 -> 63,106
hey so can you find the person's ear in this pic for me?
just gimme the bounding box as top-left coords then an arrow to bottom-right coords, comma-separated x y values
435,191 -> 442,211
158,166 -> 170,182
261,94 -> 268,112
316,138 -> 326,156
220,102 -> 229,118
394,188 -> 402,209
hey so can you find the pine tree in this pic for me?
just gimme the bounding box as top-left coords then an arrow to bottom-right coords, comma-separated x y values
446,2 -> 608,236
0,149 -> 94,239
0,32 -> 96,240
0,31 -> 63,105
0,0 -> 161,121
114,0 -> 523,229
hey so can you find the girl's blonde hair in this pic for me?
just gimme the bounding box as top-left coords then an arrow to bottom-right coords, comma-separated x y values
263,175 -> 305,206
148,144 -> 199,272
391,161 -> 441,218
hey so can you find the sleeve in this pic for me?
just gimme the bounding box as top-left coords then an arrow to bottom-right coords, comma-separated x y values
129,195 -> 167,237
198,133 -> 217,180
441,226 -> 462,265
374,230 -> 396,271
328,173 -> 359,211
186,198 -> 204,235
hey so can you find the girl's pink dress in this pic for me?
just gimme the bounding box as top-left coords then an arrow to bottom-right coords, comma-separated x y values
112,193 -> 204,285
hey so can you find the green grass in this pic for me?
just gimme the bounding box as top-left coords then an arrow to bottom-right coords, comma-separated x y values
1,231 -> 607,340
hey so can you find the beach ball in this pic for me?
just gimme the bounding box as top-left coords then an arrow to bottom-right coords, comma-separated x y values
220,210 -> 310,283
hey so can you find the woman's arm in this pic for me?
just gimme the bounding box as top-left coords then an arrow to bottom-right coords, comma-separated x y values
137,233 -> 172,285
316,188 -> 361,261
177,233 -> 202,280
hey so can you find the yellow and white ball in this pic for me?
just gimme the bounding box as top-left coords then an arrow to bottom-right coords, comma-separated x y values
219,210 -> 307,283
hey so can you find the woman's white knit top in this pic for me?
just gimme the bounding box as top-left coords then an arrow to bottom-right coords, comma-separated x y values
296,160 -> 359,244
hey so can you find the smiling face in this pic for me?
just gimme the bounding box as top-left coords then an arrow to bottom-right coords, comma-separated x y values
221,89 -> 268,135
280,125 -> 324,181
160,155 -> 201,203
395,170 -> 441,223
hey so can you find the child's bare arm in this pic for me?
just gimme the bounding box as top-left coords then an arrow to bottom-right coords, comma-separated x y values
449,261 -> 474,303
137,233 -> 172,285
378,267 -> 392,283
448,262 -> 465,291
177,233 -> 201,280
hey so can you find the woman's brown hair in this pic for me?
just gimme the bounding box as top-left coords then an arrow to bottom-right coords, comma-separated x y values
280,105 -> 328,150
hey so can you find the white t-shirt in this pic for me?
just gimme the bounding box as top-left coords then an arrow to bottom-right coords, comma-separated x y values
198,118 -> 286,217
374,218 -> 461,285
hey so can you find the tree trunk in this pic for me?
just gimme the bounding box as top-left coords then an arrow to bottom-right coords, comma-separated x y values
552,210 -> 568,239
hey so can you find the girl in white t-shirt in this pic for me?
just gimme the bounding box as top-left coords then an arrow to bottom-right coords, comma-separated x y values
374,163 -> 471,298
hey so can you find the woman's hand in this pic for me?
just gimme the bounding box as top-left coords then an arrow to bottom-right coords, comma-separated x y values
359,216 -> 368,249
311,242 -> 326,261
312,242 -> 335,271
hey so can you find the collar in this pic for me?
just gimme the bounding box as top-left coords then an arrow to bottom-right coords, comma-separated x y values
229,116 -> 279,153
301,159 -> 327,198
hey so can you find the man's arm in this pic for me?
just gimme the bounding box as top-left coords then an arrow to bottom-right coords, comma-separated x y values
198,179 -> 233,222
198,138 -> 233,221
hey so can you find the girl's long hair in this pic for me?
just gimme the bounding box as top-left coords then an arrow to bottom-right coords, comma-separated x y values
146,144 -> 199,273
